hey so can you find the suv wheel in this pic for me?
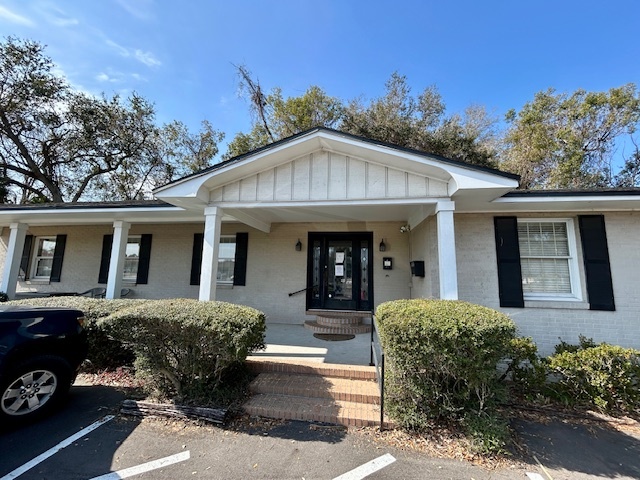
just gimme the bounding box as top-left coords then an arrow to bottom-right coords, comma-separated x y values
1,356 -> 72,422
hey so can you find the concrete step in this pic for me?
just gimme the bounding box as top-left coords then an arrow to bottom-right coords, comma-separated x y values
243,393 -> 384,427
249,372 -> 380,404
303,320 -> 371,335
246,359 -> 377,380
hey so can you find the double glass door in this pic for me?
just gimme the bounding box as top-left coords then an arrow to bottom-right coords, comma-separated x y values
307,233 -> 373,311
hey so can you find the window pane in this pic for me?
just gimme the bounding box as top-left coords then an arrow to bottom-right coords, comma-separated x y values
518,222 -> 569,257
518,221 -> 574,296
35,258 -> 53,277
124,237 -> 141,281
32,237 -> 56,278
37,239 -> 56,257
217,237 -> 236,283
521,258 -> 571,294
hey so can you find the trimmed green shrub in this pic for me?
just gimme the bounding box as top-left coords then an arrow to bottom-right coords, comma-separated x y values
546,340 -> 640,413
501,336 -> 547,396
9,297 -> 145,371
105,299 -> 266,400
376,299 -> 517,429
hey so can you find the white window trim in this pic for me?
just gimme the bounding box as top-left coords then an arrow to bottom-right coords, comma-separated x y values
123,235 -> 141,283
30,236 -> 56,281
517,218 -> 582,302
216,235 -> 236,285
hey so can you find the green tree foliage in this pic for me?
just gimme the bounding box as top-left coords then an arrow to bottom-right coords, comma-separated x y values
228,70 -> 500,168
0,37 -> 222,203
226,65 -> 344,159
502,84 -> 640,189
614,139 -> 640,187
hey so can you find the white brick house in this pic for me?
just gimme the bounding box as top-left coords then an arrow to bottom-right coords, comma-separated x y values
1,128 -> 638,354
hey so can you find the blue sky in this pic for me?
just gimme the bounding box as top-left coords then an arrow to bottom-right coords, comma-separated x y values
1,0 -> 639,158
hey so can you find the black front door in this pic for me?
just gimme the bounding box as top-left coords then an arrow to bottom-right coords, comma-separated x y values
307,232 -> 373,311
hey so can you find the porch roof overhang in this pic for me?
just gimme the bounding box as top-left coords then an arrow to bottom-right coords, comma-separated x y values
0,200 -> 204,226
154,128 -> 521,230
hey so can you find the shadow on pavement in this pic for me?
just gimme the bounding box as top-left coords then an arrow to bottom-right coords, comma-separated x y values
512,414 -> 640,479
0,384 -> 142,479
226,416 -> 348,445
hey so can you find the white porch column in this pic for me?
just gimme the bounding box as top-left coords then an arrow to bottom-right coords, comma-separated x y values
1,223 -> 28,298
436,201 -> 458,300
106,221 -> 130,299
199,206 -> 223,301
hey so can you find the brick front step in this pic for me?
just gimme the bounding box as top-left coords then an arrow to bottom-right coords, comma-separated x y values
243,393 -> 383,427
246,359 -> 377,380
315,315 -> 365,326
303,320 -> 372,335
250,372 -> 380,404
243,360 -> 391,428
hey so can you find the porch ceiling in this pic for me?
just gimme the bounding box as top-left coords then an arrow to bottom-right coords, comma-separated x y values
223,201 -> 437,226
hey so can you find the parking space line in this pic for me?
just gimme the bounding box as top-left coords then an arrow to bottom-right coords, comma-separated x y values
333,453 -> 396,480
88,451 -> 191,480
0,415 -> 115,480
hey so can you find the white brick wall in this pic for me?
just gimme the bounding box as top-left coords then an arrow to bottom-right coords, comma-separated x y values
2,212 -> 638,356
454,212 -> 640,356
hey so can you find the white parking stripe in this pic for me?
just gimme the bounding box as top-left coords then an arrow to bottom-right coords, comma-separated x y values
0,415 -> 115,480
88,451 -> 191,480
526,473 -> 545,480
333,453 -> 396,480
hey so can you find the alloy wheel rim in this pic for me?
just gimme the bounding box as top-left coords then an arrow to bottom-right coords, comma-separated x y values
1,370 -> 58,416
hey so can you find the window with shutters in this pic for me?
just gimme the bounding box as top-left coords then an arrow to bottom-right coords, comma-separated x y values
517,219 -> 582,300
30,237 -> 56,280
217,236 -> 236,284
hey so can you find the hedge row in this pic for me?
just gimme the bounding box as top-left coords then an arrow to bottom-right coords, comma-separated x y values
9,297 -> 266,401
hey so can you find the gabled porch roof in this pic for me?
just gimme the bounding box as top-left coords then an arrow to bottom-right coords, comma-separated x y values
154,127 -> 520,232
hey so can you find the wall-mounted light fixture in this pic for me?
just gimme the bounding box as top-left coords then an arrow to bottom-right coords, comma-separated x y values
379,239 -> 386,252
295,239 -> 302,251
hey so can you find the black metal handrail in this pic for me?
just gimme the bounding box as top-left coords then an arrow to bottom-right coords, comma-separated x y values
288,285 -> 316,297
369,315 -> 385,431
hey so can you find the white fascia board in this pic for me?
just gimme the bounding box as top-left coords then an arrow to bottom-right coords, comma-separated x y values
0,206 -> 203,226
455,194 -> 640,213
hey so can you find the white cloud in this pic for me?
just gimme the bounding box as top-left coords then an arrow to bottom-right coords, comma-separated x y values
36,3 -> 79,27
0,5 -> 36,26
134,49 -> 161,67
105,38 -> 130,57
104,38 -> 161,68
115,0 -> 154,21
96,72 -> 116,83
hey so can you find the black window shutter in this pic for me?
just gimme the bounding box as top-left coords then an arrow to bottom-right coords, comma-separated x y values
190,233 -> 204,285
19,234 -> 33,280
578,215 -> 615,311
233,232 -> 248,286
136,234 -> 152,284
494,217 -> 524,308
49,234 -> 67,282
98,234 -> 113,284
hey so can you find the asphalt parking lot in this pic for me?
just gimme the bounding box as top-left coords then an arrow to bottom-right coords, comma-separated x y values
1,382 -> 639,480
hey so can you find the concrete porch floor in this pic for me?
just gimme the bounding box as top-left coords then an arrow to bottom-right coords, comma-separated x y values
247,323 -> 372,366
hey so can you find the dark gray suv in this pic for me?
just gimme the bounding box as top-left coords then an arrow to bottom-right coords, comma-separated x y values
0,306 -> 88,423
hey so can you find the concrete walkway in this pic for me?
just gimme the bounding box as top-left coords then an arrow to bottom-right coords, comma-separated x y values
248,323 -> 372,365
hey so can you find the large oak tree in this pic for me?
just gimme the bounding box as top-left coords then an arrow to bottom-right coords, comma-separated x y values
0,37 -> 222,203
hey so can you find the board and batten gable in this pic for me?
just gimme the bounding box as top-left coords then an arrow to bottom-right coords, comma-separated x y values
209,150 -> 449,203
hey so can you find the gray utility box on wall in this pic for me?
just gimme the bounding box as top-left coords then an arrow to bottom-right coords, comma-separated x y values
410,261 -> 425,277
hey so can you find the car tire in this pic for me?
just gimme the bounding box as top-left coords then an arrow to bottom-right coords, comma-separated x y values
0,355 -> 73,423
